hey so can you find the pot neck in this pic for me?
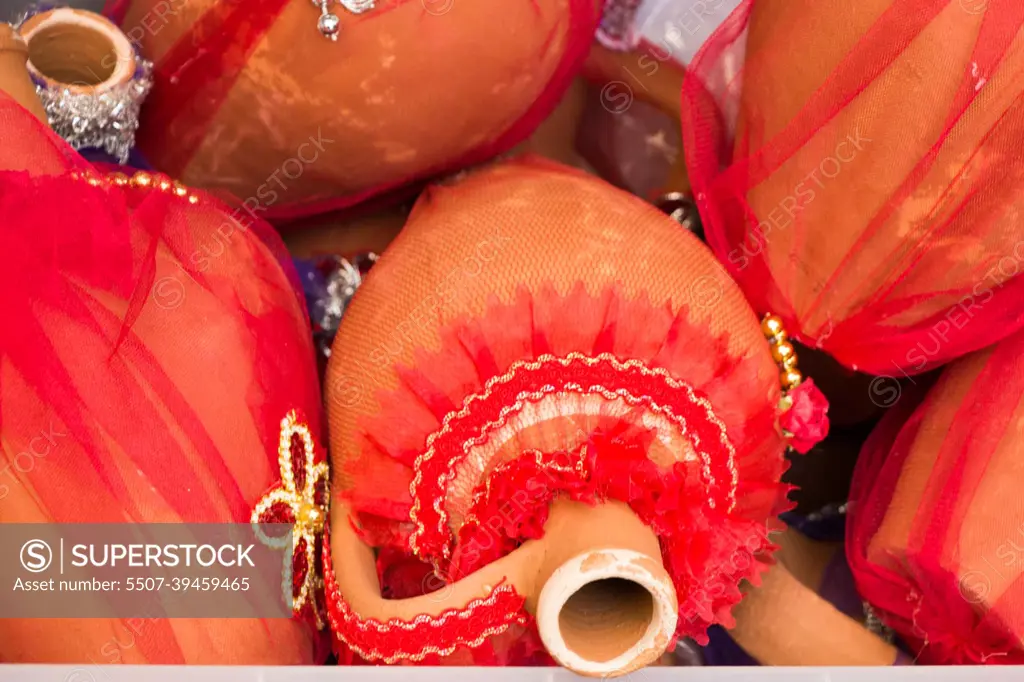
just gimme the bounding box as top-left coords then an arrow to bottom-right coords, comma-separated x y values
330,498 -> 678,676
0,24 -> 46,122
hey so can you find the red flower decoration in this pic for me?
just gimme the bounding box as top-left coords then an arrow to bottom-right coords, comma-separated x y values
251,410 -> 330,629
780,379 -> 830,454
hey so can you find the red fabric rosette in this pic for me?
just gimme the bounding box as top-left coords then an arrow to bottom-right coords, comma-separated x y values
682,0 -> 1024,376
848,325 -> 1024,664
0,94 -> 326,663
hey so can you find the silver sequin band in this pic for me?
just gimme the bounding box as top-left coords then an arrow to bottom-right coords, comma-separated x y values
30,58 -> 153,164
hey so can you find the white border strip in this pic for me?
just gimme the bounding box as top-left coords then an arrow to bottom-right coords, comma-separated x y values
0,666 -> 999,681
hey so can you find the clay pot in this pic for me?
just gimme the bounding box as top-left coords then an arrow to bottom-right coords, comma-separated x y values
0,116 -> 322,662
729,528 -> 899,666
708,0 -> 1024,375
282,204 -> 409,260
324,157 -> 793,674
331,498 -> 678,675
118,0 -> 603,221
515,77 -> 592,171
0,24 -> 45,121
19,9 -> 136,94
583,42 -> 686,121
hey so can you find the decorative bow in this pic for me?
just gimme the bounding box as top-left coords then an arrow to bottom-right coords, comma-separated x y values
251,410 -> 330,629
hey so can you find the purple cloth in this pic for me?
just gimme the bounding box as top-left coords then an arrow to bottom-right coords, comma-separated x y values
818,548 -> 864,620
701,626 -> 759,666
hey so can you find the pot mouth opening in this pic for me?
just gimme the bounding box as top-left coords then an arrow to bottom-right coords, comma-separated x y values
558,577 -> 656,664
536,548 -> 678,676
23,10 -> 133,91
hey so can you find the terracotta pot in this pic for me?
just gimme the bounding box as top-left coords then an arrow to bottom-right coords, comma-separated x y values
583,42 -> 685,121
331,498 -> 678,675
0,113 -> 322,663
704,0 -> 1024,375
19,9 -> 136,94
282,204 -> 409,260
0,24 -> 45,121
729,528 -> 899,666
118,0 -> 603,221
324,157 -> 796,673
515,77 -> 591,171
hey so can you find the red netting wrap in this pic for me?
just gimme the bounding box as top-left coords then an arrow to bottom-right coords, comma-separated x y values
682,0 -> 1024,376
0,94 -> 324,664
848,326 -> 1024,664
325,156 -> 799,663
112,0 -> 602,223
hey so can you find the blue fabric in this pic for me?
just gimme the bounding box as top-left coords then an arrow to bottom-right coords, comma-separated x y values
778,508 -> 847,543
78,147 -> 152,169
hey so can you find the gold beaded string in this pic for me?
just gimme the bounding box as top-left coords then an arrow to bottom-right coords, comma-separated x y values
108,170 -> 200,204
73,169 -> 201,204
761,313 -> 803,411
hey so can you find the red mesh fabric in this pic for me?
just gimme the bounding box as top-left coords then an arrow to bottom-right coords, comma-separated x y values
326,156 -> 793,661
113,0 -> 602,224
682,0 -> 1024,376
848,326 -> 1024,664
0,95 -> 323,664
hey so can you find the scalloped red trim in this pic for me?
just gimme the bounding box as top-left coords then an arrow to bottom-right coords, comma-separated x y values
323,522 -> 529,663
408,353 -> 738,565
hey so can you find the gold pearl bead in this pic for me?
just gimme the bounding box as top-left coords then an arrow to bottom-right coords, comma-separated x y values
86,176 -> 103,187
187,195 -> 199,205
762,314 -> 785,339
131,171 -> 153,188
297,503 -> 324,533
782,354 -> 799,369
158,178 -> 174,192
781,369 -> 803,390
172,182 -> 189,198
771,340 -> 796,364
110,172 -> 129,186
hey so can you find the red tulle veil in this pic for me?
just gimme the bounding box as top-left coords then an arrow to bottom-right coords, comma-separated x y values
849,324 -> 1024,663
682,0 -> 1024,376
0,94 -> 326,664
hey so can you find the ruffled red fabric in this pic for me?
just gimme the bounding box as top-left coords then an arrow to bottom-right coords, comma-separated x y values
682,0 -> 1024,375
323,529 -> 531,664
450,431 -> 791,643
0,94 -> 324,663
338,283 -> 791,651
848,326 -> 1024,664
